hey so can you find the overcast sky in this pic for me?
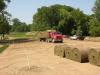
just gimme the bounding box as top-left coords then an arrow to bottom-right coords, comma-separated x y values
7,0 -> 96,24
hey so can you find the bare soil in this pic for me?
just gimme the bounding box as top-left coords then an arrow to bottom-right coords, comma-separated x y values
0,38 -> 100,75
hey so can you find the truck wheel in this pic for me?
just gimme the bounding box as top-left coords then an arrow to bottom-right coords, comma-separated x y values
52,39 -> 55,43
43,39 -> 46,42
46,39 -> 49,43
46,39 -> 48,42
60,41 -> 63,43
48,39 -> 51,43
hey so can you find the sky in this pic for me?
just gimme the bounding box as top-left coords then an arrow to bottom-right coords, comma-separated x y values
7,0 -> 96,24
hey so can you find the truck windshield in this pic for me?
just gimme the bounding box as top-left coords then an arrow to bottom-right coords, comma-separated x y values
54,33 -> 61,35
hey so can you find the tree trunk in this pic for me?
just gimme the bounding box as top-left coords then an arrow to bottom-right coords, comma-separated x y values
2,34 -> 5,40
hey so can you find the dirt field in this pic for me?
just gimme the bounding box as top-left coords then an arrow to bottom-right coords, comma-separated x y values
0,38 -> 100,75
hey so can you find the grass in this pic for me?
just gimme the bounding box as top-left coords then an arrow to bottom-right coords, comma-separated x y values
7,32 -> 39,38
33,31 -> 39,38
0,32 -> 39,44
0,45 -> 9,53
8,32 -> 26,37
0,32 -> 39,53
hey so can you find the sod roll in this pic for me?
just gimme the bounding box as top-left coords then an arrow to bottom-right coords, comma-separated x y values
98,50 -> 100,66
70,46 -> 89,63
65,46 -> 72,59
54,45 -> 60,56
88,48 -> 100,66
54,44 -> 68,58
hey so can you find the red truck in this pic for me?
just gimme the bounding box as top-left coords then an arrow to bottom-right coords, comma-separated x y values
39,31 -> 63,43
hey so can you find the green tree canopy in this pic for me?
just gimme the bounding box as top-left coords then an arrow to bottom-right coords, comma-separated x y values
93,0 -> 100,22
0,0 -> 11,39
11,18 -> 21,32
0,0 -> 10,12
11,18 -> 29,32
88,18 -> 100,36
33,4 -> 89,35
16,22 -> 29,32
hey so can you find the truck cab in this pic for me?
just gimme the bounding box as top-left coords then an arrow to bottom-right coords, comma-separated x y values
49,32 -> 63,43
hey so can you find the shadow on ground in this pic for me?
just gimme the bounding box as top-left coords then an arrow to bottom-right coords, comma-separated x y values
0,38 -> 37,45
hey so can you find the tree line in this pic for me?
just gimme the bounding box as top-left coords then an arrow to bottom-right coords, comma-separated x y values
11,18 -> 30,32
0,0 -> 100,39
32,3 -> 100,36
0,0 -> 11,39
32,0 -> 100,36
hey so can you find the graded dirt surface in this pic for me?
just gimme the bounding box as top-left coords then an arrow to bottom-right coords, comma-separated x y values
0,38 -> 100,75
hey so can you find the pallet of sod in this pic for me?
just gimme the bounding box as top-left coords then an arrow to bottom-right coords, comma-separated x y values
54,44 -> 67,58
88,48 -> 100,66
70,46 -> 89,63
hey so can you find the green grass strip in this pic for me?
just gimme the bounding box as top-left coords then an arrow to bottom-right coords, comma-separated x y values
8,32 -> 26,37
0,45 -> 9,53
7,32 -> 39,38
32,31 -> 39,38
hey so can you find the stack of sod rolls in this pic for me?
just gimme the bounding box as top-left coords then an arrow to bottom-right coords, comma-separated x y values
38,31 -> 49,39
54,44 -> 68,58
88,48 -> 100,66
54,44 -> 100,64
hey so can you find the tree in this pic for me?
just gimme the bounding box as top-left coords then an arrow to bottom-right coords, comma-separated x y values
58,8 -> 74,34
16,22 -> 29,32
0,0 -> 10,12
93,0 -> 100,22
88,18 -> 100,36
11,18 -> 30,32
33,4 -> 64,31
33,4 -> 89,35
33,4 -> 74,33
12,18 -> 21,26
11,18 -> 21,32
76,26 -> 83,36
0,13 -> 10,39
29,24 -> 35,31
70,9 -> 88,36
0,0 -> 11,40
